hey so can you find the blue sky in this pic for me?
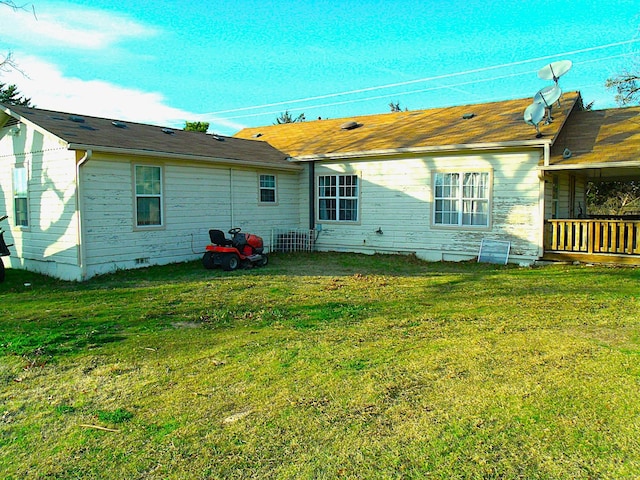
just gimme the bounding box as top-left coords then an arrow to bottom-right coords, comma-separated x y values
1,1 -> 639,134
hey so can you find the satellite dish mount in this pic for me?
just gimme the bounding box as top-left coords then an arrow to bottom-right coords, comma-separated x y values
524,102 -> 545,138
522,59 -> 572,137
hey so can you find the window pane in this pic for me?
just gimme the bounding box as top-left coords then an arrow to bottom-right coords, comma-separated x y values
435,173 -> 459,199
318,176 -> 336,197
434,198 -> 459,225
339,175 -> 358,197
319,199 -> 336,220
13,167 -> 28,227
14,198 -> 28,226
339,199 -> 358,221
260,189 -> 276,203
136,166 -> 161,195
260,175 -> 275,189
137,197 -> 161,225
13,168 -> 28,195
462,200 -> 488,226
463,172 -> 488,199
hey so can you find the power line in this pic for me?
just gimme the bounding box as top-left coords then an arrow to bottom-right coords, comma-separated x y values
204,39 -> 640,118
217,52 -> 637,121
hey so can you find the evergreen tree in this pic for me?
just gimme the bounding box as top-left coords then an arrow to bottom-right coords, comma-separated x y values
0,82 -> 31,106
274,110 -> 305,124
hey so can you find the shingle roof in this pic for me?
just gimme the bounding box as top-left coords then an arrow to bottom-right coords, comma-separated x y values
234,92 -> 582,158
1,104 -> 296,169
550,106 -> 640,166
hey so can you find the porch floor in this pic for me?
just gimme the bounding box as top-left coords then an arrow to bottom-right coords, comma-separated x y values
542,251 -> 640,266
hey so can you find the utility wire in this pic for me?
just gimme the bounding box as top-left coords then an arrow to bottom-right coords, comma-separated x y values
204,39 -> 640,118
217,52 -> 637,120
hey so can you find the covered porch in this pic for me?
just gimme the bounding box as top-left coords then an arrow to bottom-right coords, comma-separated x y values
544,218 -> 640,264
540,104 -> 640,265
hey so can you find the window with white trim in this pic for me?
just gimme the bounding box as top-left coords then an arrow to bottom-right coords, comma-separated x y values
318,174 -> 359,222
135,165 -> 163,226
13,166 -> 29,227
434,171 -> 490,227
259,174 -> 277,203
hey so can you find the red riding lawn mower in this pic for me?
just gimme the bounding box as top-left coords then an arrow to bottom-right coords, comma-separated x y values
202,228 -> 268,271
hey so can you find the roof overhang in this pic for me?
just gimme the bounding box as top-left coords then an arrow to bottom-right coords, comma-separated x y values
291,139 -> 552,162
539,161 -> 640,181
67,143 -> 302,171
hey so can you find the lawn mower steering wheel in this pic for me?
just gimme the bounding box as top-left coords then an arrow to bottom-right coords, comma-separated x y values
228,227 -> 242,235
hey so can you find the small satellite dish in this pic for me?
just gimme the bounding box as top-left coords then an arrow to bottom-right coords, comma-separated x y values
534,84 -> 562,124
524,102 -> 545,138
534,84 -> 562,107
537,60 -> 572,83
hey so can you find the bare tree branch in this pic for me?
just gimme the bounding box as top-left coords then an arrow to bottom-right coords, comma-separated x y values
606,57 -> 640,106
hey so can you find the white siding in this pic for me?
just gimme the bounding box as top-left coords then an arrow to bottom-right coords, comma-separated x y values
543,172 -> 588,219
81,155 -> 300,279
311,150 -> 543,264
0,121 -> 81,280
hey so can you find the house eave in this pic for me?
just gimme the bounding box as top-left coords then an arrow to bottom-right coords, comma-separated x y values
290,139 -> 552,162
540,160 -> 640,172
67,143 -> 302,171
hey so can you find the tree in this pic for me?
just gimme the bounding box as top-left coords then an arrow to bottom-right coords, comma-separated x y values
389,101 -> 408,112
606,64 -> 640,106
1,2 -> 33,76
274,110 -> 305,124
0,82 -> 31,106
184,121 -> 209,132
587,181 -> 640,216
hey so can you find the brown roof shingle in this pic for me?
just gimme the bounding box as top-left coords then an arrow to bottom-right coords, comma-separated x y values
234,92 -> 582,158
1,104 -> 296,169
550,106 -> 640,166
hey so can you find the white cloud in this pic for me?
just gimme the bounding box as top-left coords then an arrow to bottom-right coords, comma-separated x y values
2,4 -> 157,50
3,56 -> 247,134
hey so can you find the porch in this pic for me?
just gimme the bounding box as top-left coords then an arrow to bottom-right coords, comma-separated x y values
544,219 -> 640,265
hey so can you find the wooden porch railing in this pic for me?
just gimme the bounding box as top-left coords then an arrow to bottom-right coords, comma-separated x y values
545,219 -> 640,255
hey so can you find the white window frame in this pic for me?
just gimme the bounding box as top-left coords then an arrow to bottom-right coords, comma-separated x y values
433,170 -> 491,228
13,165 -> 29,228
134,165 -> 164,228
258,174 -> 277,204
317,174 -> 359,223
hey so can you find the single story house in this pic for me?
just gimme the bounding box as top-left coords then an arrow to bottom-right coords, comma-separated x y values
2,91 -> 640,280
0,104 -> 302,280
235,91 -> 640,265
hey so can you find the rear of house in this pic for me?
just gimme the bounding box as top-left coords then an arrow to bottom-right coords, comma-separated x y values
236,92 -> 585,265
5,90 -> 638,280
0,104 -> 301,281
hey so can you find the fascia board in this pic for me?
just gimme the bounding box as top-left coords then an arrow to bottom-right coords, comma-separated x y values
290,139 -> 552,162
539,161 -> 640,171
67,143 -> 302,171
1,105 -> 70,147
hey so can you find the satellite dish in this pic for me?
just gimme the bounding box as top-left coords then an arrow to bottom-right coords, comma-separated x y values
534,84 -> 562,124
537,60 -> 572,84
524,102 -> 545,138
534,84 -> 562,107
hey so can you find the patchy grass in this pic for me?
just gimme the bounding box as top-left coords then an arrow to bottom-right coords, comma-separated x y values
1,253 -> 639,479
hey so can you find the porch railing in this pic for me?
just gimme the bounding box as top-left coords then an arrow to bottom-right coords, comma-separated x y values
545,219 -> 640,255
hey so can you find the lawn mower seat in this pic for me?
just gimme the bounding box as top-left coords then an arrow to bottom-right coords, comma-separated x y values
209,229 -> 232,246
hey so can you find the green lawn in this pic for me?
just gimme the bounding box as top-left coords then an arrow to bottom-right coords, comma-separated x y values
1,253 -> 639,479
